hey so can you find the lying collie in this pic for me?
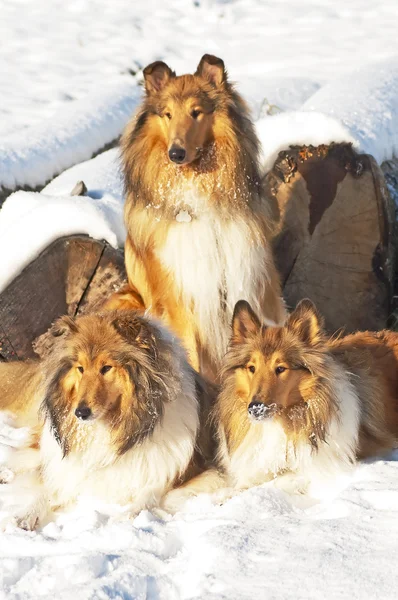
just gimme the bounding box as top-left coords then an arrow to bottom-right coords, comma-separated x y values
215,299 -> 398,498
0,310 -> 215,529
108,53 -> 285,377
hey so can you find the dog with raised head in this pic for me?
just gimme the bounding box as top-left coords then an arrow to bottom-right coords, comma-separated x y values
108,53 -> 285,378
214,299 -> 398,498
0,310 -> 216,529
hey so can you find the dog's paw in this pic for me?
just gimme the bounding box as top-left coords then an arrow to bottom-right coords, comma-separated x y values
161,488 -> 196,514
15,514 -> 39,531
9,506 -> 41,531
0,513 -> 38,532
272,472 -> 308,496
0,466 -> 15,484
212,486 -> 237,505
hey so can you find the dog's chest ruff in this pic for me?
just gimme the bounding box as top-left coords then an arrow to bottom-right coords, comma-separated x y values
159,198 -> 272,361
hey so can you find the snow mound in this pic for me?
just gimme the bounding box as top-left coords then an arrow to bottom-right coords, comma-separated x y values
257,56 -> 398,171
0,81 -> 141,191
302,57 -> 398,164
0,149 -> 125,294
256,110 -> 355,173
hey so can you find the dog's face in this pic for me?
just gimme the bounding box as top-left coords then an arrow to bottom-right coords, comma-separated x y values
142,54 -> 227,166
43,311 -> 178,456
220,299 -> 334,447
60,345 -> 130,424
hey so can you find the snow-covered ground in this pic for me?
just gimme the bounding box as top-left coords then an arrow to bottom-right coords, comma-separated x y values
1,435 -> 397,599
1,0 -> 398,191
1,0 -> 398,598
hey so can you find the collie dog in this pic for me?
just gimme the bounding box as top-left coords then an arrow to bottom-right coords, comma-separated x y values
108,54 -> 285,377
0,311 -> 215,529
214,299 -> 398,498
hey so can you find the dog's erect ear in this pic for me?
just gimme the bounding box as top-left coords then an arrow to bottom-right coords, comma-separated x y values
112,313 -> 156,353
50,315 -> 78,338
195,54 -> 226,86
143,61 -> 175,95
287,299 -> 324,346
232,300 -> 261,344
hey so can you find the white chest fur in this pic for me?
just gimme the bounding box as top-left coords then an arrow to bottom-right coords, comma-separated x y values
159,202 -> 273,362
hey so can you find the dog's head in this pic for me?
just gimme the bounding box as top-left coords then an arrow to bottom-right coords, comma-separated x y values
42,311 -> 182,456
219,299 -> 336,450
141,54 -> 230,166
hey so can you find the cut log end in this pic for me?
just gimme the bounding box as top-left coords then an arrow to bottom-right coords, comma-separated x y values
264,143 -> 396,334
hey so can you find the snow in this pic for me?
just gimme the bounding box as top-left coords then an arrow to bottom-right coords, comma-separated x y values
1,0 -> 398,597
2,0 -> 398,191
0,149 -> 124,294
0,415 -> 397,599
302,58 -> 398,165
0,82 -> 140,191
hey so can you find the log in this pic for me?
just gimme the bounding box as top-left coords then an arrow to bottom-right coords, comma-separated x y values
0,235 -> 126,361
265,143 -> 396,334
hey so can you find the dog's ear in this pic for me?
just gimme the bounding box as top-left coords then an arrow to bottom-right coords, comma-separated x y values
50,315 -> 77,338
112,313 -> 157,354
143,61 -> 175,95
287,299 -> 324,346
231,300 -> 261,344
195,54 -> 226,86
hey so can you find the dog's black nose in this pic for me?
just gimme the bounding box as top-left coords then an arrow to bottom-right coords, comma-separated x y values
248,401 -> 277,421
168,146 -> 186,164
75,404 -> 92,420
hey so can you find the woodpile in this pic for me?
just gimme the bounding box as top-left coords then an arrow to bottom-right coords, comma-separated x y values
0,143 -> 396,361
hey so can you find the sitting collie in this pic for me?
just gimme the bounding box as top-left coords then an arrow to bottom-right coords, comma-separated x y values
214,299 -> 398,498
108,53 -> 285,377
0,310 -> 215,529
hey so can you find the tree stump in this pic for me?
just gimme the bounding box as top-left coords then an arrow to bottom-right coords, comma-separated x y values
0,235 -> 126,361
264,143 -> 396,334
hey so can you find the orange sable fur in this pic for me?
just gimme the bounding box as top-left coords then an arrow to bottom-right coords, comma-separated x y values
106,53 -> 285,378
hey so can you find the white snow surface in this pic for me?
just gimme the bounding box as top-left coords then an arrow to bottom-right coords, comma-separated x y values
1,0 -> 398,191
0,81 -> 140,191
0,414 -> 397,600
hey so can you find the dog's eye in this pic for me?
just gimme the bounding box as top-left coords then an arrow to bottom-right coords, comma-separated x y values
164,112 -> 172,120
247,365 -> 256,374
100,365 -> 112,375
77,366 -> 84,374
275,366 -> 286,375
191,109 -> 202,119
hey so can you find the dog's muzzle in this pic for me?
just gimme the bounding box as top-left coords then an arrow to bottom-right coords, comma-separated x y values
248,401 -> 278,421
